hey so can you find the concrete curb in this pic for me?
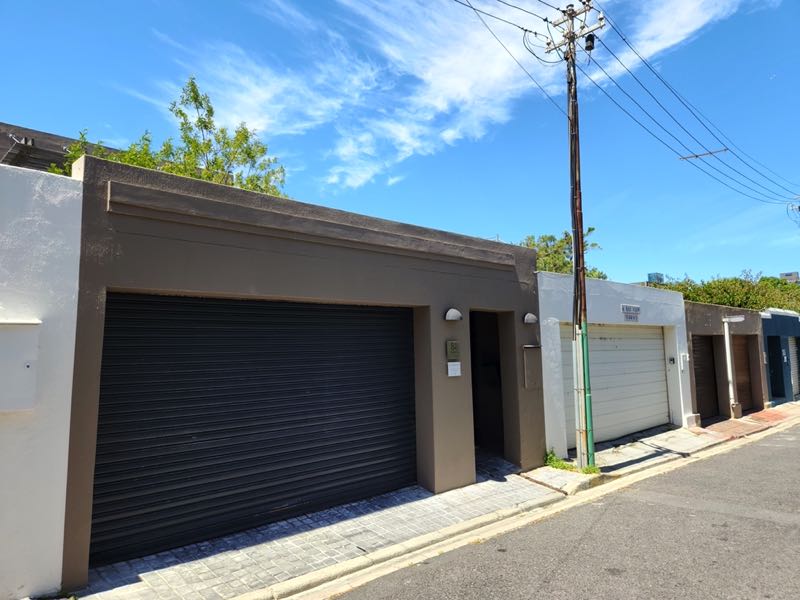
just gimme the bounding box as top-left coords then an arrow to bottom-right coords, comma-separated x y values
235,412 -> 800,600
233,494 -> 562,600
521,471 -> 598,496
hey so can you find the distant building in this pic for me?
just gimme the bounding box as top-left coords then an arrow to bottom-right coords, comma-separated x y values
780,272 -> 799,284
647,272 -> 665,284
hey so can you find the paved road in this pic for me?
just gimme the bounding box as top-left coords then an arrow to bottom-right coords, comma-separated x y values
340,425 -> 800,600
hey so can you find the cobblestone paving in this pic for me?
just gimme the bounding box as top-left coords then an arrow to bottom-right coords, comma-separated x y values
79,456 -> 557,600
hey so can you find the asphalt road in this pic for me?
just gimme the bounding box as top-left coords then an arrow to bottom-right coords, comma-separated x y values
339,424 -> 800,600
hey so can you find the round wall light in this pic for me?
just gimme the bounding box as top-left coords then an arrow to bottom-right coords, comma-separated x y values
444,308 -> 463,321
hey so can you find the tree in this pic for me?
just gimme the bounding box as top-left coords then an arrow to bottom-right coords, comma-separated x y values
50,77 -> 285,196
521,227 -> 607,279
653,271 -> 800,312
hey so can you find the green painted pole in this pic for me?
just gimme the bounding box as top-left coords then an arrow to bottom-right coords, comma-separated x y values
580,319 -> 595,465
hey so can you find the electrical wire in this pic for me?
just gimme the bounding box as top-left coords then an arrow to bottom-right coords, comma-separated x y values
523,31 -> 562,64
493,0 -> 547,22
534,0 -> 562,11
584,54 -> 789,204
546,17 -> 565,61
575,62 -> 788,206
450,0 -> 535,32
456,0 -> 794,207
595,36 -> 797,202
592,0 -> 800,196
463,0 -> 567,116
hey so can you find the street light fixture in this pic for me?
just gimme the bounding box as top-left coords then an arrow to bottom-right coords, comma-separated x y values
722,315 -> 746,418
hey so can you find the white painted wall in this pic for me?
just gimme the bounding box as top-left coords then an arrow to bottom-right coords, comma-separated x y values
0,165 -> 82,600
538,272 -> 693,458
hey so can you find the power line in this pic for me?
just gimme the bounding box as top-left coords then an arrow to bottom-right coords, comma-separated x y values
592,0 -> 800,197
450,0 -> 535,32
523,31 -> 561,64
533,0 -> 562,12
584,55 -> 789,204
575,62 -> 787,206
595,36 -> 797,202
457,0 -> 794,207
463,0 -> 566,116
493,0 -> 547,22
677,93 -> 800,189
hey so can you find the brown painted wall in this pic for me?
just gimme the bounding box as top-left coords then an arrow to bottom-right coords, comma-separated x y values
684,302 -> 768,418
61,157 -> 546,589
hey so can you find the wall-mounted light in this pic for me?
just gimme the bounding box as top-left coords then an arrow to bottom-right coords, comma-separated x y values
523,312 -> 538,325
444,308 -> 463,321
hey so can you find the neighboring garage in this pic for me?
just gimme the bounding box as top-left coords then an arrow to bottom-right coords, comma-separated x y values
60,157 -> 546,589
539,273 -> 693,458
761,308 -> 800,405
91,294 -> 416,565
685,302 -> 768,421
792,337 -> 800,398
559,324 -> 669,444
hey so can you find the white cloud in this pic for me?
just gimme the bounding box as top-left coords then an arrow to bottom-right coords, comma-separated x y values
586,0 -> 744,82
387,175 -> 405,186
137,33 -> 383,139
248,0 -> 319,32
135,0 -> 775,189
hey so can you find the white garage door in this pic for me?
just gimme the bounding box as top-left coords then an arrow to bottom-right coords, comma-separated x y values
789,337 -> 800,399
561,324 -> 670,447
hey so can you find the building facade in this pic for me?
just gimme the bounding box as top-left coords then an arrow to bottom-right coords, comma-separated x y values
538,273 -> 693,458
761,308 -> 800,404
684,302 -> 769,421
1,158 -> 549,597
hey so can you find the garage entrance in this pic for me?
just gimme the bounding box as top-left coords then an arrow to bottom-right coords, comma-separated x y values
691,335 -> 719,420
790,337 -> 800,400
766,336 -> 786,400
90,293 -> 417,565
561,324 -> 670,446
732,335 -> 754,412
469,312 -> 505,458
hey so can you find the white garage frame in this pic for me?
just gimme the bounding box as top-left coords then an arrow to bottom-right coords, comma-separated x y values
538,273 -> 694,458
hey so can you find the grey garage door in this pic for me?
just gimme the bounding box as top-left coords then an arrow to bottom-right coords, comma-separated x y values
91,293 -> 416,565
561,324 -> 670,446
790,337 -> 800,399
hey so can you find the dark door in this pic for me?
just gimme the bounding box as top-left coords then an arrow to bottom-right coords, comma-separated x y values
91,293 -> 416,565
767,336 -> 786,399
733,335 -> 753,411
469,312 -> 504,455
692,335 -> 719,420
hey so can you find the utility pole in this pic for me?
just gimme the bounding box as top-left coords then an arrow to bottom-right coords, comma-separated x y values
545,2 -> 604,468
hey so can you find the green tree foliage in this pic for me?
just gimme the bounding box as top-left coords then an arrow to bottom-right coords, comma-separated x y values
50,77 -> 285,196
653,271 -> 800,312
521,227 -> 608,279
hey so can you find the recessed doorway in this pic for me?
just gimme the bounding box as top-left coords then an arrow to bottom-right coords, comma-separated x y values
469,311 -> 505,459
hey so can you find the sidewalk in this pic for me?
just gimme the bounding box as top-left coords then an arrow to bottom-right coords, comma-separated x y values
71,402 -> 800,600
77,456 -> 560,600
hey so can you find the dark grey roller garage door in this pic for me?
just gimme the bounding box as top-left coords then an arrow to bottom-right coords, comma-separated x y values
91,293 -> 416,565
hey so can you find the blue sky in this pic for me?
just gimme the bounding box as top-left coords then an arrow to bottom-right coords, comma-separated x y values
3,0 -> 798,282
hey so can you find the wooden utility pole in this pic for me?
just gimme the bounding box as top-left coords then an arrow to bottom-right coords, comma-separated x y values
546,2 -> 604,468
